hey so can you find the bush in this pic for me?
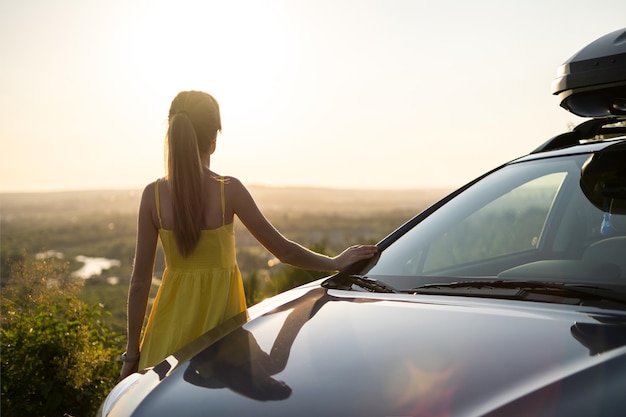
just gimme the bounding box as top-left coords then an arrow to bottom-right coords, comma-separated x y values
1,257 -> 123,417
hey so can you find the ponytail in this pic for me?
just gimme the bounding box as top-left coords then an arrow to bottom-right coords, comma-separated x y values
167,112 -> 203,257
165,91 -> 221,257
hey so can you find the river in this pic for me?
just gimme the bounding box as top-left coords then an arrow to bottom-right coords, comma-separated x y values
72,255 -> 121,279
36,251 -> 121,280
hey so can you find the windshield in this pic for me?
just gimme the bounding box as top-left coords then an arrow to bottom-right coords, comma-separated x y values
362,152 -> 626,291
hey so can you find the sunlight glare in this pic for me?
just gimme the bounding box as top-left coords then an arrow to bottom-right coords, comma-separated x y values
129,1 -> 289,118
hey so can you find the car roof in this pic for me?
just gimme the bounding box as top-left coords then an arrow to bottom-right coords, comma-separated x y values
515,135 -> 626,164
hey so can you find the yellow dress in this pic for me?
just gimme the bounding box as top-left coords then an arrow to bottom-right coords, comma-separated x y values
138,178 -> 247,369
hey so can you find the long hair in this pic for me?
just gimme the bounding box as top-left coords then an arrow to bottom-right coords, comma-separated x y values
166,91 -> 222,256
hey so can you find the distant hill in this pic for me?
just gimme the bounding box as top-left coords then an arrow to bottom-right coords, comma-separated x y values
1,185 -> 452,219
1,189 -> 143,221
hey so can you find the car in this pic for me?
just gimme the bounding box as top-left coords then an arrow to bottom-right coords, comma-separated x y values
98,28 -> 626,417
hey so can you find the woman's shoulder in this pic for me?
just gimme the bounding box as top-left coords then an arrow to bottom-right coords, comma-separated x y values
214,175 -> 253,204
218,175 -> 241,186
140,178 -> 166,202
210,173 -> 243,190
141,179 -> 159,194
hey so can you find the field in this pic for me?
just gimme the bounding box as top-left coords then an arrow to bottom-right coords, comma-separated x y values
1,185 -> 449,333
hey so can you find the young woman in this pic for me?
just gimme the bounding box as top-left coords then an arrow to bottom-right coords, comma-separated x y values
120,91 -> 378,379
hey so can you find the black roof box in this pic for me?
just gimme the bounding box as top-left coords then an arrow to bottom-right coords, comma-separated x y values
552,28 -> 626,117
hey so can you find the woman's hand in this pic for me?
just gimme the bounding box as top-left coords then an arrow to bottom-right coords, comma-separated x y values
120,359 -> 139,380
333,245 -> 378,271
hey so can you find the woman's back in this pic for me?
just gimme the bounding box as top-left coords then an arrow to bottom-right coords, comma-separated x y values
139,176 -> 246,369
155,173 -> 233,232
155,176 -> 237,268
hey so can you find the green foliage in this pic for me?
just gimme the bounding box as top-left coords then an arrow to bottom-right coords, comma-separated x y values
80,277 -> 131,335
1,257 -> 123,417
272,266 -> 328,295
243,271 -> 262,306
271,242 -> 331,294
242,242 -> 331,306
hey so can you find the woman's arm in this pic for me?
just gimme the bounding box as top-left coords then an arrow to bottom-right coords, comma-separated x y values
121,183 -> 159,379
229,178 -> 377,271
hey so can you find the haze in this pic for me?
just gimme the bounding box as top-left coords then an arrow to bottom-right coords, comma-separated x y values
1,0 -> 624,193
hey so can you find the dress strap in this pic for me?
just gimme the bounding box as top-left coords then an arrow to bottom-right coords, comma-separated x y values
220,177 -> 226,226
155,179 -> 164,229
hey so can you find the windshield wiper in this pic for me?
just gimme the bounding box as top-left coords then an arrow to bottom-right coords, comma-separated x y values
410,280 -> 626,306
323,274 -> 399,293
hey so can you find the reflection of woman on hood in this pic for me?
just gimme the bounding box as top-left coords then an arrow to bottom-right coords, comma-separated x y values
184,288 -> 328,401
183,288 -> 352,401
185,327 -> 293,401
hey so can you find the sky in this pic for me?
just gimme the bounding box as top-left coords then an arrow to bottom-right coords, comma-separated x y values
1,0 -> 625,193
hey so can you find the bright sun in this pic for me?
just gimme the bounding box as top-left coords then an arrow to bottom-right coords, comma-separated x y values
128,1 -> 289,118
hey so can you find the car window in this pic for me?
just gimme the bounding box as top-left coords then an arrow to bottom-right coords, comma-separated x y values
422,172 -> 566,273
366,155 -> 597,281
364,150 -> 626,290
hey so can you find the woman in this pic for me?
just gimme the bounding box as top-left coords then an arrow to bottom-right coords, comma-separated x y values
120,91 -> 378,379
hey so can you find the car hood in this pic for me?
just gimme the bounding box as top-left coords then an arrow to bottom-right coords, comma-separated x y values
107,286 -> 626,417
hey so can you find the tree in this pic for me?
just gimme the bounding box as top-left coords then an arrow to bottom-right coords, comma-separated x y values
1,257 -> 123,417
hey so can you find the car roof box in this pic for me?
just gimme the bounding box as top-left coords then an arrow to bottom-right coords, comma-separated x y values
552,28 -> 626,117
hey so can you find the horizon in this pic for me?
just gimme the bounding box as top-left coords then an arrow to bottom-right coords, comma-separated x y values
1,181 -> 452,220
1,1 -> 624,194
0,182 -> 455,195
